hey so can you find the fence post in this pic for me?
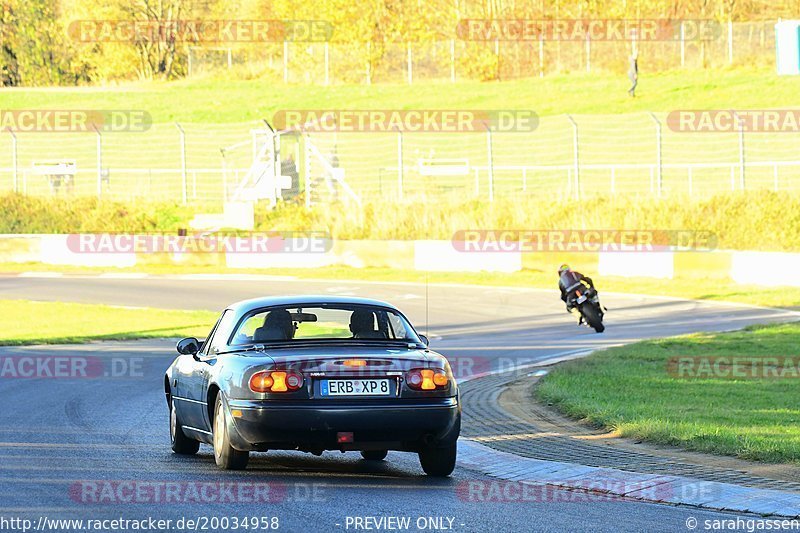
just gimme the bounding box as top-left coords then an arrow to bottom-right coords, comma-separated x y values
539,34 -> 544,77
92,125 -> 102,198
366,41 -> 372,85
406,42 -> 412,84
303,133 -> 311,208
566,115 -> 580,199
484,123 -> 494,202
7,128 -> 17,193
680,22 -> 685,67
727,20 -> 733,64
585,33 -> 591,73
494,39 -> 500,79
733,110 -> 745,189
176,123 -> 187,205
264,119 -> 279,206
395,127 -> 403,200
450,39 -> 456,82
220,148 -> 228,202
324,42 -> 330,86
648,112 -> 663,196
283,41 -> 289,83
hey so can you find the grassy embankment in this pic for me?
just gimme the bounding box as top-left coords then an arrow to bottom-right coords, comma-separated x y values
536,322 -> 800,464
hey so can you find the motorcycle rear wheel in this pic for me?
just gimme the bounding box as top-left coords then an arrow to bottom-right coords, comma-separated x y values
580,303 -> 605,333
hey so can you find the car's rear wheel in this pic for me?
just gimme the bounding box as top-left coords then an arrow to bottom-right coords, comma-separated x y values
419,444 -> 456,477
170,400 -> 200,455
361,450 -> 388,461
213,395 -> 249,470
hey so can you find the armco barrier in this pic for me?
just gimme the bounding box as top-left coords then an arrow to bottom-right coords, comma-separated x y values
731,251 -> 800,287
0,235 -> 798,288
598,251 -> 675,279
414,240 -> 522,273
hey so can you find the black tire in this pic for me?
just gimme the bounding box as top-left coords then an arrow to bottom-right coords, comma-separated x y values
418,444 -> 457,477
361,450 -> 388,461
213,395 -> 249,470
580,303 -> 605,333
170,399 -> 200,455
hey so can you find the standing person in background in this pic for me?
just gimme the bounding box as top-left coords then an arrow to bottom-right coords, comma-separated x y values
628,50 -> 639,97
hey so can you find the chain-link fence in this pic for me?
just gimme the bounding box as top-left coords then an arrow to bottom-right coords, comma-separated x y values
187,21 -> 776,83
2,112 -> 799,206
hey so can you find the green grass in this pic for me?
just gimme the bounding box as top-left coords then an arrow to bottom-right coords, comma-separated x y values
4,191 -> 800,252
2,262 -> 799,310
255,192 -> 800,250
536,322 -> 800,463
0,300 -> 217,345
4,67 -> 799,121
2,67 -> 799,201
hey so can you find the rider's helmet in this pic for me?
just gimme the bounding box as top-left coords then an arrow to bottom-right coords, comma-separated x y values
558,263 -> 570,276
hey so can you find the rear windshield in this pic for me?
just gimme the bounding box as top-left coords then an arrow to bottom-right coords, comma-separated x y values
230,304 -> 421,345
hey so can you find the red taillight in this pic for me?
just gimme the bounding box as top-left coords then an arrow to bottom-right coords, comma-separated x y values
249,370 -> 304,393
406,368 -> 449,391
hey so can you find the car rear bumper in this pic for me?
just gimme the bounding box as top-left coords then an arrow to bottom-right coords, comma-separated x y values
224,396 -> 461,452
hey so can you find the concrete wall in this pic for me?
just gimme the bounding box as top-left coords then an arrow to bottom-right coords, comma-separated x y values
0,234 -> 798,288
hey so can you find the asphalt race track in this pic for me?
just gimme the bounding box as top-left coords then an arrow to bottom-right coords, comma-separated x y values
0,274 -> 797,533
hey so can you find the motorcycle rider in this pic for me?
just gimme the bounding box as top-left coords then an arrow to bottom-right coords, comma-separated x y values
558,264 -> 595,319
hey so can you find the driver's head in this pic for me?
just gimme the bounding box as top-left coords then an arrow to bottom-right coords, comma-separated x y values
558,263 -> 570,276
264,309 -> 293,339
349,309 -> 375,335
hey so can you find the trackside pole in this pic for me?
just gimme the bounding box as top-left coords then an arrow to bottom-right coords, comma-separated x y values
566,115 -> 580,200
7,128 -> 17,193
735,111 -> 745,190
484,123 -> 494,202
93,125 -> 102,199
176,123 -> 187,205
303,133 -> 311,208
395,127 -> 404,201
648,112 -> 663,196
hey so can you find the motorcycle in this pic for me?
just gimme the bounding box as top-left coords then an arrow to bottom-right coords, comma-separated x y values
565,281 -> 606,333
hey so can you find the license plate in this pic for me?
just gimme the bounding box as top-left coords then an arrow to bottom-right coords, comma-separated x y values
576,295 -> 587,304
320,379 -> 391,396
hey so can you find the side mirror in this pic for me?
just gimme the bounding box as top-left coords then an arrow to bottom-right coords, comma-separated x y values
177,337 -> 200,355
419,334 -> 429,347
